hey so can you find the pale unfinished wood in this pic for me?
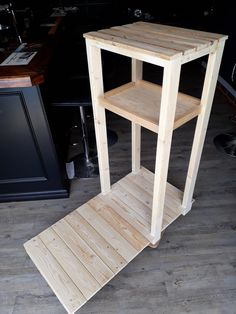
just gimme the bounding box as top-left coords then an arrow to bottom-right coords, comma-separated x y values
65,211 -> 127,273
24,22 -> 227,314
150,58 -> 182,244
99,27 -> 196,55
51,219 -> 114,285
24,237 -> 86,314
78,203 -> 138,261
24,167 -> 183,313
131,58 -> 142,173
84,22 -> 227,64
181,40 -> 226,215
113,25 -> 209,50
135,22 -> 228,42
84,31 -> 182,60
39,228 -> 101,299
100,79 -> 200,133
86,41 -> 110,194
85,37 -> 168,67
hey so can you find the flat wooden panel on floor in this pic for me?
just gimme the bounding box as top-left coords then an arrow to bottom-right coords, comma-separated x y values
24,167 -> 184,313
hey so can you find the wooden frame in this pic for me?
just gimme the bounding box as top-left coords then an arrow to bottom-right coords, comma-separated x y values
24,22 -> 227,314
150,58 -> 181,243
131,58 -> 143,173
86,43 -> 111,194
181,40 -> 226,215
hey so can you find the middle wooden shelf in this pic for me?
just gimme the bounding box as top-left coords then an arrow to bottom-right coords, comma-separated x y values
99,79 -> 201,133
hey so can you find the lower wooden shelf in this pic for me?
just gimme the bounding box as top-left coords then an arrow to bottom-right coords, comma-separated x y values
24,167 -> 183,313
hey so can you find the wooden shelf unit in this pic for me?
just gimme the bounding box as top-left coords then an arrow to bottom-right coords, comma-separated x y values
24,22 -> 227,313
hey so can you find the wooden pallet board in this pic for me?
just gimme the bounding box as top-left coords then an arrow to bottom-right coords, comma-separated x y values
84,22 -> 227,62
24,167 -> 183,314
100,80 -> 201,133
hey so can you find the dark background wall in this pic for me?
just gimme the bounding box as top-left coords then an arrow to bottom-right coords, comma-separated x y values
1,0 -> 235,91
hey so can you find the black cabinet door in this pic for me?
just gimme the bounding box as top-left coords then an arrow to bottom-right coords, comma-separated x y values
0,86 -> 68,201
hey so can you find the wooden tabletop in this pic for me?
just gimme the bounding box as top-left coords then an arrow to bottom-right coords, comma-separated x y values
84,21 -> 228,61
0,17 -> 63,89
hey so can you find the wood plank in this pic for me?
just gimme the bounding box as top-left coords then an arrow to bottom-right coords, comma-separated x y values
24,237 -> 86,314
65,211 -> 126,273
119,175 -> 152,206
39,228 -> 100,300
127,172 -> 181,217
129,169 -> 182,211
84,37 -> 168,67
52,219 -> 114,285
115,180 -> 152,218
84,31 -> 182,60
128,175 -> 181,224
122,23 -> 211,48
135,22 -> 227,42
102,193 -> 151,238
99,28 -> 195,55
111,26 -> 197,53
78,203 -> 138,261
140,167 -> 183,199
89,197 -> 148,251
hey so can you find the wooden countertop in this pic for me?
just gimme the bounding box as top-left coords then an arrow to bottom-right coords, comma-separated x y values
0,17 -> 63,89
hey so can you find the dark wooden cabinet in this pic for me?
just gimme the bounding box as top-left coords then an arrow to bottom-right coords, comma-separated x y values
0,86 -> 68,202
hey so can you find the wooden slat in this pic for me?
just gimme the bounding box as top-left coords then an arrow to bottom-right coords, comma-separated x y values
140,167 -> 183,199
129,169 -> 182,211
84,31 -> 182,60
78,203 -> 138,262
39,228 -> 100,300
112,184 -> 151,223
102,193 -> 151,238
99,28 -> 196,55
24,237 -> 86,314
52,219 -> 114,285
118,176 -> 152,209
127,173 -> 181,222
100,80 -> 200,133
135,22 -> 227,42
89,197 -> 148,251
65,211 -> 126,273
113,25 -> 207,48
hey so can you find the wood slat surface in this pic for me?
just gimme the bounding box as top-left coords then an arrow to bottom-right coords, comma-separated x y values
24,166 -> 184,313
135,22 -> 227,42
84,22 -> 227,61
100,80 -> 201,133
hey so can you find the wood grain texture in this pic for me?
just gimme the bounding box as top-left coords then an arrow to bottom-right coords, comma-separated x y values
23,167 -> 184,312
100,80 -> 201,133
0,23 -> 233,314
84,22 -> 227,62
0,80 -> 235,313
